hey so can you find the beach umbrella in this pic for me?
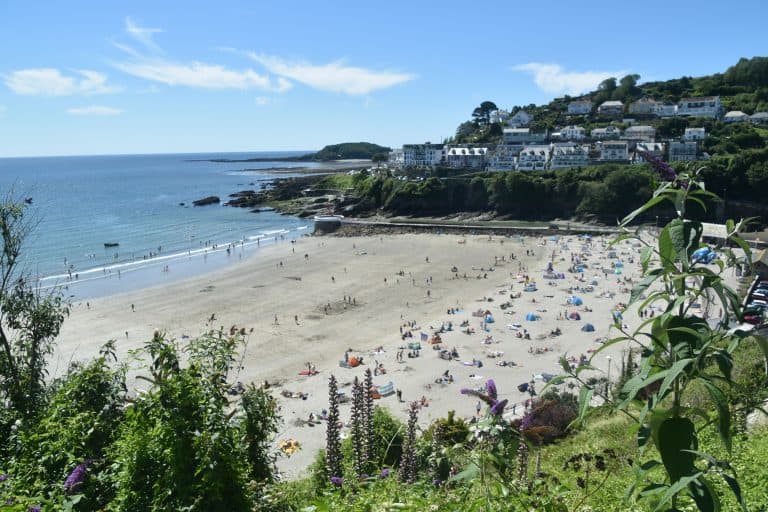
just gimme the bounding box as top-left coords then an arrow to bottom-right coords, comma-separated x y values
570,296 -> 583,306
581,323 -> 595,332
550,235 -> 558,241
525,312 -> 539,321
615,262 -> 624,268
485,314 -> 495,323
569,311 -> 581,320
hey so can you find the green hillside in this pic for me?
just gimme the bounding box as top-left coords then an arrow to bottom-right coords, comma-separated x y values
300,141 -> 391,161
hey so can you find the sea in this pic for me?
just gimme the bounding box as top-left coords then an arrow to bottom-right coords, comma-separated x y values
0,152 -> 328,300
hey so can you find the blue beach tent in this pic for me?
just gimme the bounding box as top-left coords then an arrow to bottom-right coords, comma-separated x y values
581,323 -> 595,332
525,312 -> 539,321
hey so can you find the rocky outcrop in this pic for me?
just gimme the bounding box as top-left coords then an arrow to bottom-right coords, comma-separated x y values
192,196 -> 220,207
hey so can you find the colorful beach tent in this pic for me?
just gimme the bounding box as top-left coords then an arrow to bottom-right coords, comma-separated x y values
570,296 -> 583,306
525,312 -> 539,321
485,314 -> 495,323
569,311 -> 581,320
581,323 -> 595,332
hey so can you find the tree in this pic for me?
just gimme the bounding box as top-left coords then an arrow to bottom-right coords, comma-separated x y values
471,100 -> 498,126
0,197 -> 68,419
371,152 -> 388,167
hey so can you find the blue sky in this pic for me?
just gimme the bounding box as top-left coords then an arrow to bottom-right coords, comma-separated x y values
1,0 -> 767,157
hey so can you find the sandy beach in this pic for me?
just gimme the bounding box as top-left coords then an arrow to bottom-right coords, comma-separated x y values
53,230 -> 727,479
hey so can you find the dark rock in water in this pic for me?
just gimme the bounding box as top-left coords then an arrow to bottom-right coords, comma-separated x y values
179,202 -> 185,206
192,196 -> 220,207
250,207 -> 276,213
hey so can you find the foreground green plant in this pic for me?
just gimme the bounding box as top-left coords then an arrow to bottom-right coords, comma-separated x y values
561,164 -> 767,511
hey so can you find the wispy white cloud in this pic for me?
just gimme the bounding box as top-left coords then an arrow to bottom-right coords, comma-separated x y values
114,58 -> 290,91
4,68 -> 119,96
125,17 -> 163,52
67,105 -> 123,116
513,63 -> 626,96
247,53 -> 415,95
255,96 -> 271,106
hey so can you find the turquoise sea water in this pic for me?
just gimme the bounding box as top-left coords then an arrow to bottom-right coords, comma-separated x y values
0,152 -> 320,299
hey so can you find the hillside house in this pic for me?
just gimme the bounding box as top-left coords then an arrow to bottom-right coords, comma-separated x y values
388,148 -> 404,167
724,110 -> 749,123
658,104 -> 678,117
550,144 -> 589,169
629,98 -> 662,115
590,126 -> 622,140
445,146 -> 488,169
517,145 -> 550,171
502,127 -> 547,145
623,125 -> 657,143
683,127 -> 706,141
598,100 -> 624,116
677,96 -> 722,118
558,125 -> 586,141
567,100 -> 592,115
490,109 -> 511,124
600,141 -> 629,161
750,112 -> 768,126
402,143 -> 445,167
669,141 -> 698,162
507,110 -> 534,128
487,145 -> 518,171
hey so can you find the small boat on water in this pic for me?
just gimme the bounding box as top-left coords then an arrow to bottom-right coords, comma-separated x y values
313,215 -> 344,222
104,242 -> 120,248
24,197 -> 33,204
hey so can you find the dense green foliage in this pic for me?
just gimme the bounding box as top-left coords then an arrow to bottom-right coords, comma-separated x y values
300,142 -> 391,161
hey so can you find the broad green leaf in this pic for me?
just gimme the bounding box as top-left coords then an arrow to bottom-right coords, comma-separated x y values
577,385 -> 593,425
689,475 -> 720,512
652,473 -> 702,512
721,472 -> 748,512
700,379 -> 732,452
656,358 -> 693,400
657,417 -> 697,482
620,195 -> 668,227
657,225 -> 676,270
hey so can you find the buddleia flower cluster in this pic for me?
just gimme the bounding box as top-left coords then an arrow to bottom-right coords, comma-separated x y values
363,368 -> 374,466
636,149 -> 677,182
460,379 -> 507,417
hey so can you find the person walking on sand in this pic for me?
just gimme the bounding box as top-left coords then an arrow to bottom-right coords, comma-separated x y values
274,315 -> 279,325
476,400 -> 482,416
131,303 -> 135,312
294,315 -> 299,325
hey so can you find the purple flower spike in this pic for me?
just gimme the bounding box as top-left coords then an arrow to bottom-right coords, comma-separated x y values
28,506 -> 42,512
0,474 -> 6,482
64,462 -> 88,493
380,468 -> 390,478
486,379 -> 497,400
433,478 -> 443,486
490,399 -> 508,416
330,476 -> 343,487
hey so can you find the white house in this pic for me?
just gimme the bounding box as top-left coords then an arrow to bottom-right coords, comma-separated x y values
590,126 -> 622,140
724,110 -> 749,123
658,104 -> 678,117
517,145 -> 550,171
487,145 -> 518,171
567,100 -> 592,115
623,125 -> 657,142
634,142 -> 666,163
550,144 -> 589,169
445,146 -> 488,169
677,96 -> 722,118
502,127 -> 547,145
629,98 -> 662,115
683,127 -> 706,141
598,100 -> 624,116
388,148 -> 404,167
669,141 -> 698,162
402,143 -> 445,167
600,141 -> 629,161
507,110 -> 534,128
751,112 -> 768,126
490,109 -> 511,124
558,125 -> 586,141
